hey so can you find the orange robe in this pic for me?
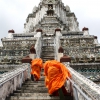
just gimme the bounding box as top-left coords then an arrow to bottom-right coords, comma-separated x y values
44,60 -> 71,95
31,58 -> 43,81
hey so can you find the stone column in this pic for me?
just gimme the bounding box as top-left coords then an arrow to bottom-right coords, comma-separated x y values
82,27 -> 89,35
29,45 -> 36,60
94,36 -> 98,44
21,45 -> 36,62
21,56 -> 32,79
8,29 -> 15,38
55,28 -> 62,37
35,29 -> 43,37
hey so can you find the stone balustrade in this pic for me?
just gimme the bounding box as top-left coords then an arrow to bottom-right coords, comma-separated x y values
0,64 -> 30,100
64,62 -> 100,100
0,63 -> 100,100
60,35 -> 94,39
55,34 -> 61,60
35,37 -> 42,58
1,37 -> 37,41
0,65 -> 21,69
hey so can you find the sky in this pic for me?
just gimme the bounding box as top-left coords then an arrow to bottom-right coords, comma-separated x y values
0,0 -> 100,45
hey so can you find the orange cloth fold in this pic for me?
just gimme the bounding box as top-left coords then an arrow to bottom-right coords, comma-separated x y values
44,60 -> 71,94
31,58 -> 43,81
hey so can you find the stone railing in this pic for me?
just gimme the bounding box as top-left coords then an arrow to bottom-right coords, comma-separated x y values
64,63 -> 100,100
35,37 -> 42,58
60,35 -> 94,39
55,35 -> 60,60
0,65 -> 21,69
0,64 -> 30,100
1,37 -> 37,41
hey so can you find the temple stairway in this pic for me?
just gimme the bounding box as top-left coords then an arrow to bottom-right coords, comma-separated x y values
41,46 -> 55,63
41,36 -> 55,63
6,70 -> 73,100
5,37 -> 73,100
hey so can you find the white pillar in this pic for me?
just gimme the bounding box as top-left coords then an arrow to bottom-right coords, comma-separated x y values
58,53 -> 63,62
55,29 -> 62,37
29,54 -> 36,59
29,45 -> 36,59
82,27 -> 89,35
8,29 -> 14,38
34,29 -> 42,37
34,32 -> 41,37
94,36 -> 98,44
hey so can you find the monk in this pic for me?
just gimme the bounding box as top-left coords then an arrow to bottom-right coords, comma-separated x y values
44,60 -> 71,96
31,58 -> 43,81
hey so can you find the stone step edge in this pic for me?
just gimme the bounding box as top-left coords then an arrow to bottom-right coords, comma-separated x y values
10,96 -> 60,100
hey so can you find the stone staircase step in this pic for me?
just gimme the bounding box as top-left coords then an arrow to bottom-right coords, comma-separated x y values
7,95 -> 73,100
43,60 -> 54,63
10,93 -> 49,96
42,46 -> 54,48
22,84 -> 45,87
26,76 -> 44,80
19,86 -> 47,90
25,80 -> 45,83
42,47 -> 54,49
42,57 -> 54,59
42,56 -> 54,58
14,89 -> 48,93
22,81 -> 43,84
10,93 -> 73,100
42,57 -> 55,60
9,96 -> 60,100
42,49 -> 54,51
42,50 -> 54,52
41,54 -> 54,56
23,81 -> 45,85
41,56 -> 54,58
25,79 -> 44,82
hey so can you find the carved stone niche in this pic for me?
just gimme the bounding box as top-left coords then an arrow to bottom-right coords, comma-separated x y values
48,4 -> 53,10
47,10 -> 54,16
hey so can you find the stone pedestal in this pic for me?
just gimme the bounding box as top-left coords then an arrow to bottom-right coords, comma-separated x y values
94,36 -> 98,44
82,27 -> 89,35
8,29 -> 15,38
29,54 -> 36,59
34,29 -> 42,37
58,53 -> 63,62
55,29 -> 62,37
60,55 -> 71,63
22,56 -> 32,64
